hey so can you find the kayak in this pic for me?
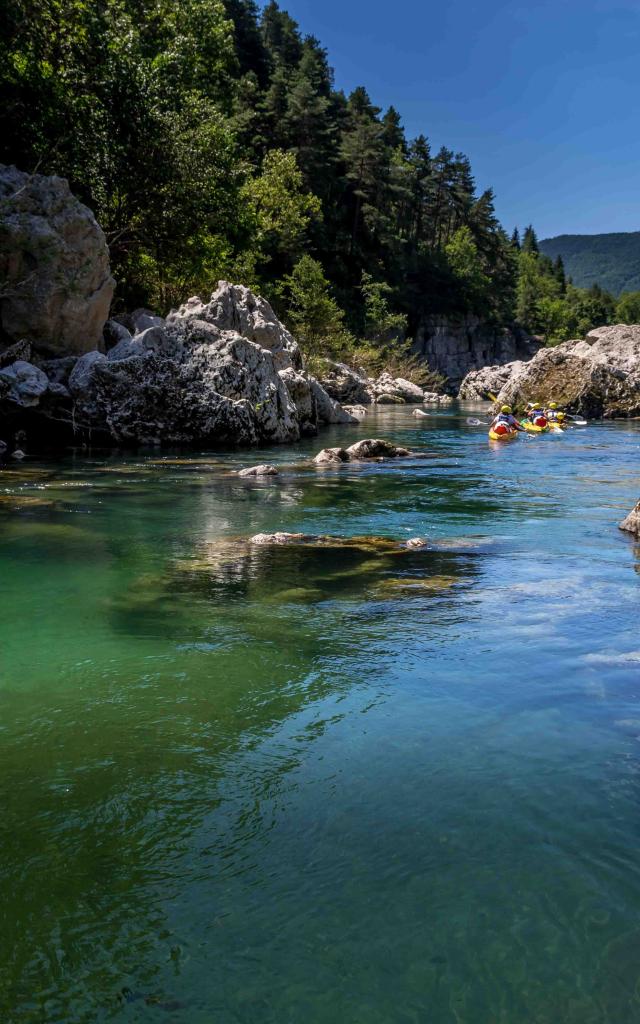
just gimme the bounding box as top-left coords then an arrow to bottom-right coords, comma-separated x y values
489,427 -> 518,442
521,419 -> 549,434
547,423 -> 566,433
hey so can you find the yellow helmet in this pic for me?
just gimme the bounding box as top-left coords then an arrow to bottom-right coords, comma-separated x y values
548,402 -> 558,409
501,405 -> 512,414
557,411 -> 566,420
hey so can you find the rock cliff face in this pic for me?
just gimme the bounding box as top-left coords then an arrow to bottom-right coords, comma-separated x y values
0,164 -> 114,355
412,316 -> 540,392
459,324 -> 640,418
0,281 -> 357,450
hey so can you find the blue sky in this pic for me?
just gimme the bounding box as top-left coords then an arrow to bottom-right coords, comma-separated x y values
273,0 -> 640,238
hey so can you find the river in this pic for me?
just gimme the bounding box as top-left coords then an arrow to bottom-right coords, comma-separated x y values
1,405 -> 640,1023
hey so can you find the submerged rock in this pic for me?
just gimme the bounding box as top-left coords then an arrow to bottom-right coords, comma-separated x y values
413,409 -> 429,418
620,500 -> 640,538
237,464 -> 279,477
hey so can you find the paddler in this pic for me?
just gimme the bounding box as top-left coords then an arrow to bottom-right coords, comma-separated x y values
490,404 -> 525,433
527,401 -> 547,427
545,401 -> 561,421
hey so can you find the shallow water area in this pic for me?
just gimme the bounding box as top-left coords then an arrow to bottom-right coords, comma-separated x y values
1,404 -> 640,1023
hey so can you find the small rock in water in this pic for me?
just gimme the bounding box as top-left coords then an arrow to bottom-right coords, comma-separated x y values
405,537 -> 429,549
343,404 -> 367,417
237,464 -> 279,477
346,439 -> 411,460
413,409 -> 429,418
313,447 -> 350,465
11,449 -> 26,460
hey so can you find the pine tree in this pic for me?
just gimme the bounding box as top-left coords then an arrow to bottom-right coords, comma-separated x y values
522,225 -> 539,255
510,227 -> 521,250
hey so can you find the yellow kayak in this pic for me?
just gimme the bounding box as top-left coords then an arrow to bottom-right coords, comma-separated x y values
547,422 -> 566,433
489,427 -> 518,442
521,419 -> 549,434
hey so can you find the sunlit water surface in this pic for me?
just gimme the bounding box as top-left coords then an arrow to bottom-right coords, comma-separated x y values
1,406 -> 640,1024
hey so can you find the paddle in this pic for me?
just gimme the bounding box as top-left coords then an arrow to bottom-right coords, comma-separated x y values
566,414 -> 588,426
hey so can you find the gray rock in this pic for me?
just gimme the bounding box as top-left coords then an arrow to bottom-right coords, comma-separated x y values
413,409 -> 429,418
313,447 -> 350,465
413,316 -> 540,392
458,361 -> 525,400
309,378 -> 358,425
168,281 -> 302,370
423,391 -> 453,404
371,372 -> 422,403
238,464 -> 279,477
279,367 -> 316,435
346,439 -> 411,460
107,338 -> 146,362
11,449 -> 26,460
103,319 -> 132,351
69,351 -> 108,398
317,360 -> 372,404
131,309 -> 165,333
250,532 -> 310,545
0,163 -> 114,354
0,360 -> 49,407
40,355 -> 78,386
620,500 -> 640,538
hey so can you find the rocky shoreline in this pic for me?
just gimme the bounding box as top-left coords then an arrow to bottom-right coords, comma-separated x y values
459,324 -> 640,419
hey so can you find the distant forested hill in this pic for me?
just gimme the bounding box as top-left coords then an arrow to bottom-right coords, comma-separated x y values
539,233 -> 640,296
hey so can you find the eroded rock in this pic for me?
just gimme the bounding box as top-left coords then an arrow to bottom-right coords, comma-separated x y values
620,500 -> 640,538
346,439 -> 411,460
313,447 -> 350,465
0,164 -> 115,354
0,360 -> 49,407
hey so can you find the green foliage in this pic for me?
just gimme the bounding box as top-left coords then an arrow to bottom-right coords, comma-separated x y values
280,255 -> 352,360
616,291 -> 640,324
1,0 -> 522,351
241,149 -> 321,277
360,273 -> 407,343
445,226 -> 491,313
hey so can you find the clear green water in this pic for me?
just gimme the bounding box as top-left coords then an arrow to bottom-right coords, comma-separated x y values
1,406 -> 640,1024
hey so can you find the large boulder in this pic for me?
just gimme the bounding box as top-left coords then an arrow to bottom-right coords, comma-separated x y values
168,281 -> 302,371
370,372 -> 424,404
0,164 -> 114,355
498,343 -> 640,418
1,282 -> 359,448
460,325 -> 640,418
317,360 -> 372,405
458,361 -> 526,400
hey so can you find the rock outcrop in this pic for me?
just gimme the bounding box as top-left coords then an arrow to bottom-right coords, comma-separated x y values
0,164 -> 114,355
413,316 -> 540,392
0,281 -> 357,448
458,361 -> 526,400
459,324 -> 640,418
318,359 -> 445,406
620,500 -> 640,538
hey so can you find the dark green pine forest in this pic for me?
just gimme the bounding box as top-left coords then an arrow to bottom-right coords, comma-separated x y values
1,0 -> 638,360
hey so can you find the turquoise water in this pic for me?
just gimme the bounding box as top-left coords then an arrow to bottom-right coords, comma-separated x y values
1,405 -> 640,1024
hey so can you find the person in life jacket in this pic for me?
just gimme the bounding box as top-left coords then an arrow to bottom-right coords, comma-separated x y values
555,411 -> 567,428
526,401 -> 547,427
545,401 -> 561,421
491,405 -> 524,433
